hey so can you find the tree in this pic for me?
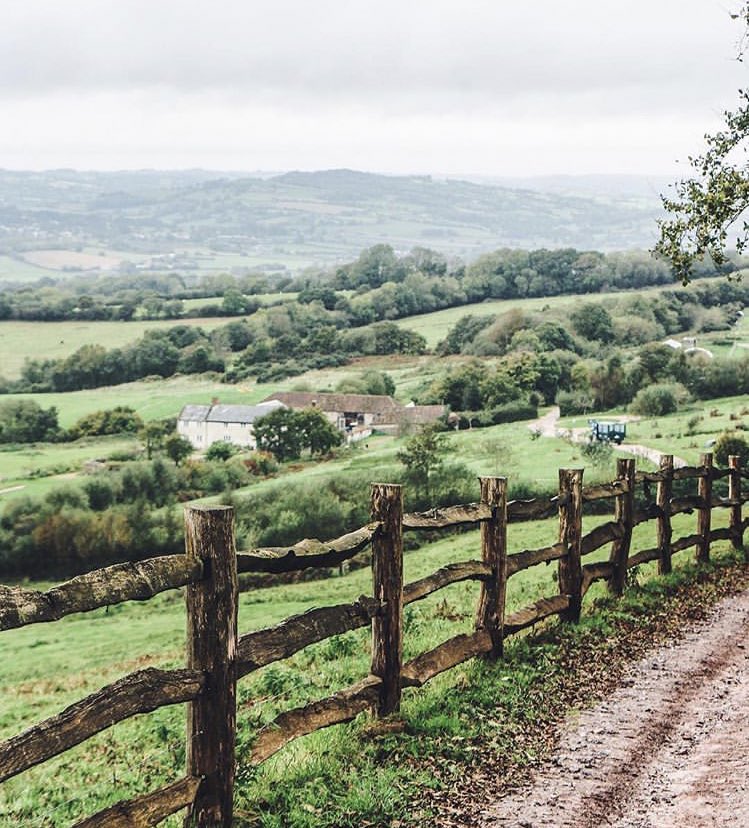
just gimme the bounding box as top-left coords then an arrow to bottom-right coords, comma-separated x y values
138,419 -> 174,459
655,5 -> 749,281
164,434 -> 193,466
0,400 -> 60,443
397,426 -> 447,504
297,408 -> 343,455
570,303 -> 615,344
254,408 -> 304,461
254,407 -> 342,460
69,406 -> 143,439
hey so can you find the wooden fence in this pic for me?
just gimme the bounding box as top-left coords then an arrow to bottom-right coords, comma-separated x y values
0,453 -> 747,827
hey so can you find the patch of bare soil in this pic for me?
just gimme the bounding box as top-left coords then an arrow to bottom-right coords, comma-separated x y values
479,590 -> 749,828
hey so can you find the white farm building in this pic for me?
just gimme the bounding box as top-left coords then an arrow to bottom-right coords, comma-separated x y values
177,400 -> 285,450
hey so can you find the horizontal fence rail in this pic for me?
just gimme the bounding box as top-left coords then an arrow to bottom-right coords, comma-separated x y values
0,555 -> 203,632
0,453 -> 746,827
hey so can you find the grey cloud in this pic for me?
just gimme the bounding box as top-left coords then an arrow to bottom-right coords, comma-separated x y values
1,0 -> 742,112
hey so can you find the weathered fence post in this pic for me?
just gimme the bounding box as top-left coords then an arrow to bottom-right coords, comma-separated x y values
475,477 -> 508,659
729,455 -> 744,554
558,469 -> 583,623
657,454 -> 674,575
370,483 -> 403,716
609,458 -> 635,596
697,452 -> 713,564
184,505 -> 238,828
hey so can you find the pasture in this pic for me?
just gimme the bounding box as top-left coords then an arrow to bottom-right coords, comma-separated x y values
561,393 -> 749,466
21,250 -> 126,272
0,318 -> 230,381
0,255 -> 52,283
387,287 -> 668,348
0,355 -> 445,428
0,494 -> 734,825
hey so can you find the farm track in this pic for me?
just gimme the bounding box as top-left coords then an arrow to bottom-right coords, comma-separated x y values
531,407 -> 688,467
479,587 -> 749,827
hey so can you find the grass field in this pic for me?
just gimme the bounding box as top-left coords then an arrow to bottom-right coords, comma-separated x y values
0,498 -> 734,825
0,255 -> 53,283
21,250 -> 125,271
2,279 -> 727,380
560,393 -> 749,466
700,311 -> 749,359
0,318 -> 232,381
0,435 -> 138,487
3,385 -> 744,508
0,355 -> 446,428
389,289 -> 653,348
391,279 -> 733,349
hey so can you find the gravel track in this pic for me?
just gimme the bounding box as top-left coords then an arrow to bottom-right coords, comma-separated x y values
479,589 -> 749,827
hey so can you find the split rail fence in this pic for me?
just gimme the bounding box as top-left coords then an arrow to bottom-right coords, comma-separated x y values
0,453 -> 747,827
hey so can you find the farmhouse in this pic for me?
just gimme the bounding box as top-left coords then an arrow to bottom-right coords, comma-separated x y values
259,391 -> 401,429
177,400 -> 285,449
259,391 -> 446,438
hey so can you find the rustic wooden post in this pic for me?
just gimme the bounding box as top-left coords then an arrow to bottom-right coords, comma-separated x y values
657,454 -> 674,575
475,477 -> 508,659
729,455 -> 744,554
370,483 -> 403,716
696,453 -> 713,564
558,469 -> 583,623
609,458 -> 635,596
184,505 -> 237,828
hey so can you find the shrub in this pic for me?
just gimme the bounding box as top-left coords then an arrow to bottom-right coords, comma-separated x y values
243,451 -> 279,476
205,441 -> 237,461
713,432 -> 749,467
557,390 -> 595,416
629,383 -> 688,417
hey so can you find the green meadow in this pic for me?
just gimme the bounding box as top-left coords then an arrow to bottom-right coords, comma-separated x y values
0,318 -> 230,382
0,494 -> 734,826
561,393 -> 749,466
0,355 -> 444,428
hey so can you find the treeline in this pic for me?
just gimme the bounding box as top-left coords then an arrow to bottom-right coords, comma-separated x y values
0,244 -> 737,324
4,311 -> 425,393
418,279 -> 749,418
0,400 -> 144,444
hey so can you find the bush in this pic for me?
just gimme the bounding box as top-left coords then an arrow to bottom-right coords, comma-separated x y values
69,406 -> 143,439
557,390 -> 595,416
243,451 -> 279,476
206,441 -> 237,461
713,432 -> 749,467
629,383 -> 687,417
488,400 -> 538,424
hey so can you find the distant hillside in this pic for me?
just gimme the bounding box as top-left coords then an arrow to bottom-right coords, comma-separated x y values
0,168 -> 664,280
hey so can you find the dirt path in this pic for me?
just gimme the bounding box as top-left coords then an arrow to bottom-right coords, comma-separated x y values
530,407 -> 687,468
479,589 -> 749,827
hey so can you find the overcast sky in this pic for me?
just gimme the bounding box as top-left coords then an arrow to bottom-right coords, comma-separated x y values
2,0 -> 746,176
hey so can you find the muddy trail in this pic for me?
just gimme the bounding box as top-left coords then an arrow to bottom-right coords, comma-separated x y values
478,588 -> 749,827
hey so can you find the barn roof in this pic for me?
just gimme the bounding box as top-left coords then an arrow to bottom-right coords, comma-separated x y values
260,391 -> 401,415
178,400 -> 285,424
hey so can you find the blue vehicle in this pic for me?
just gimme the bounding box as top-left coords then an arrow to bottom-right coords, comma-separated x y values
588,419 -> 626,445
